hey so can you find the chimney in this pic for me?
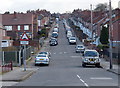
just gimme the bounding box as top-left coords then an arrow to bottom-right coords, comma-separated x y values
13,11 -> 17,19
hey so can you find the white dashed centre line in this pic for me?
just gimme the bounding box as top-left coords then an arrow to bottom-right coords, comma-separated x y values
71,56 -> 81,58
77,75 -> 89,87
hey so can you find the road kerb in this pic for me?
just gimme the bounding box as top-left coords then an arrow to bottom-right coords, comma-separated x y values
20,70 -> 36,81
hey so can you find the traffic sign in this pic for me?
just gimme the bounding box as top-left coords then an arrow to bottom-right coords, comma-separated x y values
20,41 -> 29,45
20,32 -> 29,41
20,32 -> 29,45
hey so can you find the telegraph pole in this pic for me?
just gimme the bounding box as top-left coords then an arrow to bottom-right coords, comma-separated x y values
109,0 -> 113,69
90,4 -> 93,40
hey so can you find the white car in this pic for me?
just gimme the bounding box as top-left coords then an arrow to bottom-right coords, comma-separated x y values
53,28 -> 59,33
38,52 -> 51,58
82,50 -> 100,67
35,54 -> 49,66
68,37 -> 77,44
75,45 -> 85,53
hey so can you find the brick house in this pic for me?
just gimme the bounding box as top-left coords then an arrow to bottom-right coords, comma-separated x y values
111,8 -> 120,47
2,12 -> 38,40
0,14 -> 13,47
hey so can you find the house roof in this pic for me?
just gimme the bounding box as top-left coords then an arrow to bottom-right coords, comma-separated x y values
2,13 -> 33,25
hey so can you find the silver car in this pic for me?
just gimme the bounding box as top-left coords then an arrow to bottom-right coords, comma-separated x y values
82,50 -> 100,67
75,45 -> 85,53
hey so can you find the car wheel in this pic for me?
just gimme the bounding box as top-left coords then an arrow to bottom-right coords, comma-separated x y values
46,64 -> 49,66
82,63 -> 86,67
95,63 -> 100,67
35,64 -> 37,66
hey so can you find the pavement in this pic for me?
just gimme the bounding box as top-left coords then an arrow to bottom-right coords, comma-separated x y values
1,35 -> 50,82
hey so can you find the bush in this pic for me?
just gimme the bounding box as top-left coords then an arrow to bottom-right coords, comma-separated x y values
97,44 -> 109,50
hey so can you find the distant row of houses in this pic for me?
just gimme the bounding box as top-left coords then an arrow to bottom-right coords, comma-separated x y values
0,10 -> 51,47
72,8 -> 120,47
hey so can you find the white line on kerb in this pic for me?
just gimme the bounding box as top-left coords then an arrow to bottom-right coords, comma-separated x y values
77,75 -> 89,87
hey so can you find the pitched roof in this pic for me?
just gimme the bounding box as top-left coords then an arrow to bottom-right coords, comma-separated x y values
2,13 -> 33,25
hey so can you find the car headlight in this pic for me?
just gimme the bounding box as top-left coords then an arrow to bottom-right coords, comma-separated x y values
95,58 -> 101,62
84,58 -> 88,61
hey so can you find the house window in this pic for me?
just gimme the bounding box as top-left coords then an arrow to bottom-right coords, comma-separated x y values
18,25 -> 21,30
24,25 -> 29,30
5,26 -> 12,31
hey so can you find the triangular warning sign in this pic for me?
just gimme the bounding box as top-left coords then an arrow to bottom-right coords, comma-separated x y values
20,32 -> 29,41
22,34 -> 29,40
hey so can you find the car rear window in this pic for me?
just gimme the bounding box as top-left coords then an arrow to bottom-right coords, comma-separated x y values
70,37 -> 76,40
37,55 -> 46,57
39,52 -> 47,54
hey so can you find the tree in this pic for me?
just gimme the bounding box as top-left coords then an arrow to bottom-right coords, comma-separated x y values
94,3 -> 109,12
100,25 -> 109,44
38,28 -> 48,38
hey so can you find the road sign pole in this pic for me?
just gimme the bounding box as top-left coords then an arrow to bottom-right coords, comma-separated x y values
23,45 -> 26,71
20,32 -> 29,71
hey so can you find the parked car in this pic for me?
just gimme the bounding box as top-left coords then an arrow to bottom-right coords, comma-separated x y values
38,52 -> 51,58
53,28 -> 59,33
75,45 -> 85,53
50,39 -> 58,46
49,37 -> 57,42
67,31 -> 72,38
35,54 -> 49,66
51,32 -> 58,38
68,37 -> 76,44
82,49 -> 100,67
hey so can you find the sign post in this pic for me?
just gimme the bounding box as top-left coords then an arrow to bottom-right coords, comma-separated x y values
20,32 -> 29,71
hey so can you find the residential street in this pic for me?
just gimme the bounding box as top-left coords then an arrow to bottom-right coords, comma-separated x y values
11,20 -> 119,87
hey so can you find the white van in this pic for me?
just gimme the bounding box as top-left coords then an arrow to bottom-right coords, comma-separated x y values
67,31 -> 72,38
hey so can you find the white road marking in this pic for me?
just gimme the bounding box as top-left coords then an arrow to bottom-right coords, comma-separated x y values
64,52 -> 67,54
77,75 -> 89,87
90,77 -> 113,80
1,82 -> 18,86
59,52 -> 63,54
53,53 -> 56,54
71,56 -> 81,58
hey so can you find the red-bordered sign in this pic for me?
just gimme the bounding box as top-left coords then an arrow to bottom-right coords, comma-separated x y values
20,32 -> 29,41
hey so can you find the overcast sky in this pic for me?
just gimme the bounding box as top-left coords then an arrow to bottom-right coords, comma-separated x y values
0,0 -> 119,13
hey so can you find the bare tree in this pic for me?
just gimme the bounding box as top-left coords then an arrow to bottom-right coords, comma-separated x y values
94,3 -> 109,12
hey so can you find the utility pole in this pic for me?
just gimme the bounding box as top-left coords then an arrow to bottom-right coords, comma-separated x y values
109,0 -> 113,69
90,4 -> 93,40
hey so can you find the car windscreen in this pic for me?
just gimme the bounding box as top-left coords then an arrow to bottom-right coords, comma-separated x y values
84,51 -> 98,57
77,46 -> 83,48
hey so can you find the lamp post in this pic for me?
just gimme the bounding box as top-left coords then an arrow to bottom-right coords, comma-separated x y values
109,0 -> 113,69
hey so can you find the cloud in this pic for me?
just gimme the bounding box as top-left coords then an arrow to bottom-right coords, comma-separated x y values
0,0 -> 119,13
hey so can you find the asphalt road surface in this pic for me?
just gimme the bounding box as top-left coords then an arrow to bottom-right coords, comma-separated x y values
14,20 -> 119,87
